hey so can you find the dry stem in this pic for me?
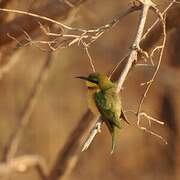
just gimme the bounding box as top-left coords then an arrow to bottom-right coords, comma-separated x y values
0,1 -> 178,180
82,0 -> 175,151
82,0 -> 153,152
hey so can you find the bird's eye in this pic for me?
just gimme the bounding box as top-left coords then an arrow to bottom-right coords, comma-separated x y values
90,78 -> 98,84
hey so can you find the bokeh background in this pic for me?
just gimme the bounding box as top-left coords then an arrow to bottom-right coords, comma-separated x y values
0,0 -> 179,180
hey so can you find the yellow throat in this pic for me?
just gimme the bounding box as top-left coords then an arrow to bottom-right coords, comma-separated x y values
86,81 -> 100,115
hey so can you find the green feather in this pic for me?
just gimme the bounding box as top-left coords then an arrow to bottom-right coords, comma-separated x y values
80,73 -> 126,153
94,88 -> 121,153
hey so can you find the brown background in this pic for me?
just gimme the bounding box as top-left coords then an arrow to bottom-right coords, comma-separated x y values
0,0 -> 179,180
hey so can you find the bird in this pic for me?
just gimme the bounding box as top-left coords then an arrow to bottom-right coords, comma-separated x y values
76,72 -> 129,153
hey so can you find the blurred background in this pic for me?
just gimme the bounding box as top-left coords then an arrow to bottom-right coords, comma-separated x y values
0,0 -> 179,180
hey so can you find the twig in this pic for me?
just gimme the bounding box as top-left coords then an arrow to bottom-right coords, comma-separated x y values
3,51 -> 53,161
117,3 -> 150,91
149,45 -> 163,65
0,1 -> 178,82
0,2 -> 141,47
0,3 -> 140,33
134,15 -> 167,144
81,40 -> 96,72
0,8 -> 79,32
0,0 -> 174,179
82,0 -> 177,150
174,0 -> 180,4
82,0 -> 153,152
45,2 -> 179,180
41,4 -> 142,180
137,16 -> 166,119
0,0 -> 90,82
81,118 -> 103,152
141,0 -> 176,41
0,1 -> 141,82
63,0 -> 75,8
108,53 -> 129,79
0,0 -> 89,46
46,1 -> 178,180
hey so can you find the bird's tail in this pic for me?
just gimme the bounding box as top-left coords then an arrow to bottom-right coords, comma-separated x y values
112,119 -> 121,129
111,127 -> 116,154
105,119 -> 120,154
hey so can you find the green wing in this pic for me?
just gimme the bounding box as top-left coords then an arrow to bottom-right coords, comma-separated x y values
94,90 -> 121,153
94,90 -> 121,131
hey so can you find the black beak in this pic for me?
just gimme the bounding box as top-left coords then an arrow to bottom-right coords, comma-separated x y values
76,76 -> 98,84
76,76 -> 90,81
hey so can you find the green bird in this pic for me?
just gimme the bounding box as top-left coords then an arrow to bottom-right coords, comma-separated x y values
77,73 -> 129,153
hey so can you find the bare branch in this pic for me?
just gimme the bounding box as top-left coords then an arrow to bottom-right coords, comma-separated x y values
137,16 -> 167,118
45,1 -> 180,180
108,53 -> 129,78
81,40 -> 96,72
0,1 -> 141,46
0,0 -> 88,46
140,0 -> 180,51
0,1 -> 178,180
0,1 -> 141,82
82,0 -> 153,151
46,2 -> 180,180
82,118 -> 103,152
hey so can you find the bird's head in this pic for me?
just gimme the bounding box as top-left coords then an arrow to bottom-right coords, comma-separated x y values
76,73 -> 113,90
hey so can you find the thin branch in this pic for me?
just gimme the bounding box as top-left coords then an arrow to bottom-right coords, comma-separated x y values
82,118 -> 102,152
117,3 -> 150,91
0,1 -> 179,82
0,0 -> 89,81
134,15 -> 168,144
82,0 -> 152,152
0,0 -> 88,46
0,2 -> 141,46
141,0 -> 176,41
140,0 -> 180,52
108,53 -> 129,79
0,2 -> 141,82
138,112 -> 165,126
0,8 -> 77,32
81,40 -> 96,72
0,1 -> 175,179
137,17 -> 166,117
38,1 -> 179,180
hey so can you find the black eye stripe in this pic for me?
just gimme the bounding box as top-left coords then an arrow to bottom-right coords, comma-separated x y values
90,79 -> 98,84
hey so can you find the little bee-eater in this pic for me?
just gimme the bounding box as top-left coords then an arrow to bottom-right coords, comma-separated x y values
77,73 -> 129,153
